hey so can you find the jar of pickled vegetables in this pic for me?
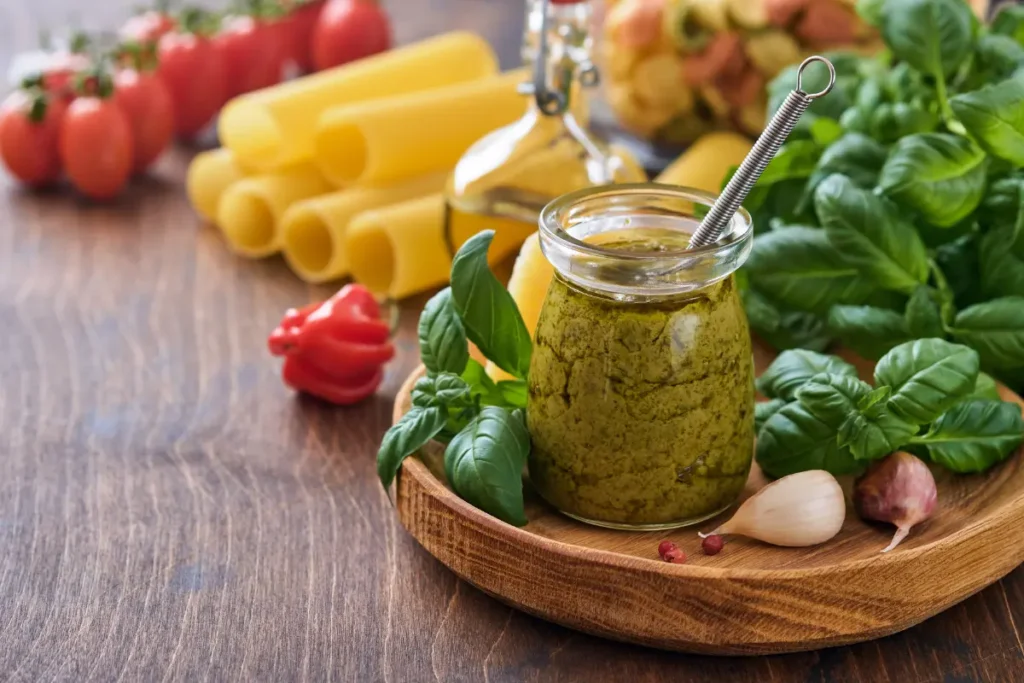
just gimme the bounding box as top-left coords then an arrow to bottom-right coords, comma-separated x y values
527,184 -> 755,529
597,0 -> 880,145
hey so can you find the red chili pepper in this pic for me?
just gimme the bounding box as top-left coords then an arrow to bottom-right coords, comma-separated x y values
282,357 -> 383,406
268,284 -> 393,405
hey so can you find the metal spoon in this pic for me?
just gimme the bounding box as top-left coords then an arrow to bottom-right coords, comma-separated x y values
686,55 -> 837,250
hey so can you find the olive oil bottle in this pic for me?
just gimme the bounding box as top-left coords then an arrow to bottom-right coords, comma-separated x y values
443,0 -> 646,265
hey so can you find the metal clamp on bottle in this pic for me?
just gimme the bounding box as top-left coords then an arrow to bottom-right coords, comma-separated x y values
518,0 -> 598,116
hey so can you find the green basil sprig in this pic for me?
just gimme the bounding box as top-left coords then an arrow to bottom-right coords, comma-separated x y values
878,0 -> 974,119
377,230 -> 534,526
756,341 -> 1024,479
738,1 -> 1024,394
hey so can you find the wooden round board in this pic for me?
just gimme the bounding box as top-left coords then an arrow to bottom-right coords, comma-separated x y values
390,349 -> 1024,655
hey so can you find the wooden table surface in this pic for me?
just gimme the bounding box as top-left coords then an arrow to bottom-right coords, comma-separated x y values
2,1 -> 1023,681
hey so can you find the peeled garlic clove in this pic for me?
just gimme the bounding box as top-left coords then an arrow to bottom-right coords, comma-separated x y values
702,470 -> 846,547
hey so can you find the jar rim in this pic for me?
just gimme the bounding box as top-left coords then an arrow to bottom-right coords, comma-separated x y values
536,183 -> 754,298
538,183 -> 753,261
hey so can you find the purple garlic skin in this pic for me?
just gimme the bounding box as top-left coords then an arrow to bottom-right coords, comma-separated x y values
854,451 -> 938,553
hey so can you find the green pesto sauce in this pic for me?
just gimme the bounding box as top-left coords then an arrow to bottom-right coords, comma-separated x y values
526,229 -> 754,527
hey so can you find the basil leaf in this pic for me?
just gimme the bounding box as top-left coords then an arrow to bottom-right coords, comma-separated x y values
756,402 -> 862,478
793,375 -> 915,463
411,373 -> 473,410
461,358 -> 508,407
497,380 -> 528,409
755,399 -> 788,433
978,176 -> 1024,246
815,134 -> 888,189
951,78 -> 1024,167
951,297 -> 1024,371
980,227 -> 1024,299
838,410 -> 919,462
742,289 -> 833,352
858,386 -> 892,415
905,286 -> 946,339
840,106 -> 871,135
745,227 -> 875,314
970,372 -> 1002,402
815,174 -> 929,293
855,78 -> 885,111
377,407 -> 447,489
755,178 -> 818,229
934,234 -> 985,310
961,34 -> 1024,92
795,373 -> 873,427
992,5 -> 1024,44
870,103 -> 939,144
879,0 -> 973,80
417,288 -> 470,375
912,400 -> 1024,473
450,231 -> 532,379
810,117 -> 844,147
759,140 -> 820,187
827,305 -> 913,360
756,349 -> 858,401
878,133 -> 988,228
884,63 -> 930,102
444,406 -> 531,526
874,339 -> 980,424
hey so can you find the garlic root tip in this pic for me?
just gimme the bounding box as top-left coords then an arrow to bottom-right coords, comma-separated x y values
881,526 -> 910,553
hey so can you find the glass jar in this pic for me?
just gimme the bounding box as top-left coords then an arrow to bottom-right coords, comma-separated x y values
527,184 -> 754,530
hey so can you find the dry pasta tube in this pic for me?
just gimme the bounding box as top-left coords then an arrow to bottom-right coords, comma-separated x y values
217,164 -> 332,258
314,69 -> 527,186
219,32 -> 498,172
280,171 -> 449,283
186,148 -> 249,222
345,194 -> 450,299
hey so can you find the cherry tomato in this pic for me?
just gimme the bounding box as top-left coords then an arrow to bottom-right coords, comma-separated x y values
215,14 -> 285,97
59,95 -> 133,200
311,0 -> 391,72
278,0 -> 324,72
157,30 -> 227,139
119,10 -> 177,45
0,89 -> 67,186
25,50 -> 92,101
114,68 -> 174,172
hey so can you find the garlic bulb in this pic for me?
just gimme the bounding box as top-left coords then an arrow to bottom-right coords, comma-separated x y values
700,470 -> 846,547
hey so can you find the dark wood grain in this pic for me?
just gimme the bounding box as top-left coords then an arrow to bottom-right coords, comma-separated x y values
1,1 -> 1023,681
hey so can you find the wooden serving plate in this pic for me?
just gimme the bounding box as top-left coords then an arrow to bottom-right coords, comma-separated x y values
390,349 -> 1024,655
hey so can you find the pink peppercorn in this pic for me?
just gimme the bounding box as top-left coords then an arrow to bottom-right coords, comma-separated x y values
701,534 -> 724,556
657,540 -> 687,564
